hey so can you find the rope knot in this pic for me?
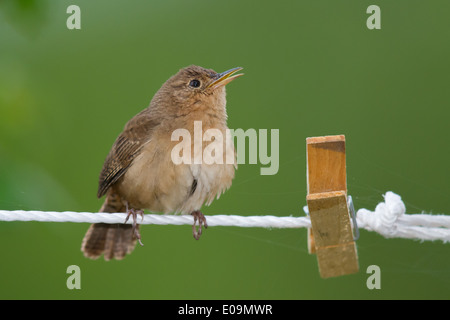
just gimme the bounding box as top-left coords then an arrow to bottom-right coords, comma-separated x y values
357,191 -> 406,237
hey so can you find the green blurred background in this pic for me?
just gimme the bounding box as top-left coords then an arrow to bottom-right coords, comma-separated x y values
1,0 -> 449,299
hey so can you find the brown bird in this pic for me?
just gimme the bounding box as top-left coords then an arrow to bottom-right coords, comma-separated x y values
81,65 -> 243,260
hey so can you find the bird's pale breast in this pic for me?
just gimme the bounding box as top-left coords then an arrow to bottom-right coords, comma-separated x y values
115,125 -> 235,214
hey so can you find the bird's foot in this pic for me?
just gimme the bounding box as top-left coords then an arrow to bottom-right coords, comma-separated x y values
191,210 -> 208,240
124,208 -> 144,246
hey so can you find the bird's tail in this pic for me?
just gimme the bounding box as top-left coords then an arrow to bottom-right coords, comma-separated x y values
81,192 -> 138,260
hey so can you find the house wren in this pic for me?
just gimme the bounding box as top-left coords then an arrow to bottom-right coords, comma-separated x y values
81,65 -> 243,260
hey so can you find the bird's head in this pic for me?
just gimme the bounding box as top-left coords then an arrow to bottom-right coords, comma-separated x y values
153,65 -> 243,117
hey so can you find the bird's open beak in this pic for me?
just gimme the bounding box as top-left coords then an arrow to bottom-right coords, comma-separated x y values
207,67 -> 244,89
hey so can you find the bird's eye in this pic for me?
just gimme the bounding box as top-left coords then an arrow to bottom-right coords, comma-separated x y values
189,79 -> 201,88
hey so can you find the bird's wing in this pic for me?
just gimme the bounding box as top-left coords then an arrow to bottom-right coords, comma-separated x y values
97,111 -> 157,198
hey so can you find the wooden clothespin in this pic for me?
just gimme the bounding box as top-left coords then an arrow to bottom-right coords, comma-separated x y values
306,135 -> 359,278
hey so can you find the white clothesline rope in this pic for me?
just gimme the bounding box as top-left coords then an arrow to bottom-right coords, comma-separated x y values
0,191 -> 449,242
